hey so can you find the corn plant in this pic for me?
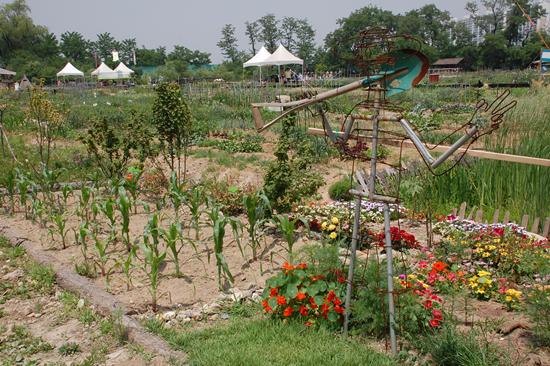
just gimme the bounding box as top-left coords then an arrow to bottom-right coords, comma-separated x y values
207,206 -> 242,290
271,214 -> 307,264
30,194 -> 46,227
74,220 -> 91,261
124,166 -> 142,213
16,170 -> 31,218
92,230 -> 115,287
36,166 -> 62,207
3,170 -> 16,214
48,212 -> 69,249
100,197 -> 117,238
59,185 -> 73,212
117,187 -> 132,251
168,172 -> 185,218
185,185 -> 206,240
140,213 -> 167,312
118,245 -> 136,291
243,191 -> 271,260
78,185 -> 93,221
161,221 -> 196,278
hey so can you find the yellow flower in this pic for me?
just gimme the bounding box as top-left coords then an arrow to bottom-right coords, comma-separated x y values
329,232 -> 337,240
476,288 -> 485,294
478,270 -> 491,277
488,245 -> 497,251
328,224 -> 336,231
407,274 -> 417,281
482,252 -> 490,258
321,222 -> 328,230
331,217 -> 339,225
505,295 -> 513,302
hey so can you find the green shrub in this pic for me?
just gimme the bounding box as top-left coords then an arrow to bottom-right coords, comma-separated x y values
328,176 -> 354,201
525,286 -> 550,346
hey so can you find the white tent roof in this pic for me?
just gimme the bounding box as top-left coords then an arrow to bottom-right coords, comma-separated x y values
113,62 -> 134,79
243,46 -> 272,68
259,45 -> 303,66
56,62 -> 84,77
91,62 -> 114,76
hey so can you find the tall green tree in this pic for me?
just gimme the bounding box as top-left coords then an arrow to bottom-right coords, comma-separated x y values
93,32 -> 120,64
217,24 -> 239,63
504,0 -> 546,46
466,0 -> 508,34
281,16 -> 298,51
258,14 -> 280,53
60,31 -> 90,63
245,21 -> 261,54
295,19 -> 316,70
135,47 -> 166,66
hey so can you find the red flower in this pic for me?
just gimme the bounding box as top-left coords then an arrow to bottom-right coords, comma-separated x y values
276,295 -> 287,306
309,297 -> 318,309
262,300 -> 272,312
333,297 -> 342,306
299,305 -> 308,316
432,309 -> 443,320
423,300 -> 433,309
429,318 -> 440,327
296,292 -> 306,301
304,321 -> 313,327
126,173 -> 133,182
337,276 -> 346,284
334,305 -> 344,314
432,261 -> 448,272
295,263 -> 307,270
320,303 -> 330,314
327,290 -> 336,303
283,306 -> 294,317
270,288 -> 278,297
282,262 -> 295,271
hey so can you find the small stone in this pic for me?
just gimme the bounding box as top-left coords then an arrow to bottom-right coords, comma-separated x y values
161,311 -> 177,321
3,269 -> 24,281
205,303 -> 222,315
33,313 -> 42,318
181,317 -> 191,323
220,313 -> 230,320
251,293 -> 262,302
77,299 -> 85,309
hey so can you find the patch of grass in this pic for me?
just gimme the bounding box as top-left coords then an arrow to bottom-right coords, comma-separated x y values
57,291 -> 99,325
0,325 -> 54,363
190,148 -> 261,169
415,323 -> 510,366
145,318 -> 395,366
99,309 -> 128,345
127,343 -> 154,362
28,263 -> 56,293
328,176 -> 354,201
58,342 -> 81,356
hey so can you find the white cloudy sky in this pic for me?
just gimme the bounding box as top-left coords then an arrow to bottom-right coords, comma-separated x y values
2,0 -> 470,62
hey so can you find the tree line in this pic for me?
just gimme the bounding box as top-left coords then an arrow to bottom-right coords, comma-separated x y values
218,1 -> 548,74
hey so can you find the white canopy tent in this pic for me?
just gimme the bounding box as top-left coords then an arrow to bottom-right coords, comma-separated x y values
243,46 -> 272,81
56,62 -> 84,80
113,62 -> 135,79
258,44 -> 304,82
91,62 -> 116,80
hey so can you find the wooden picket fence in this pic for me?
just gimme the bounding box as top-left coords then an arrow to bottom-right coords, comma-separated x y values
451,202 -> 550,238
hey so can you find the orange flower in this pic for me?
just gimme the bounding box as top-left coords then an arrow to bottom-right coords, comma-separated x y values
276,295 -> 287,306
304,321 -> 313,327
432,261 -> 448,272
295,263 -> 307,270
296,292 -> 306,301
299,305 -> 308,316
282,262 -> 295,271
270,287 -> 278,297
262,300 -> 272,312
283,306 -> 294,317
126,173 -> 133,182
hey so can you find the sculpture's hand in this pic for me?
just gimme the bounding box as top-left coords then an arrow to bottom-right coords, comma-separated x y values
471,89 -> 517,129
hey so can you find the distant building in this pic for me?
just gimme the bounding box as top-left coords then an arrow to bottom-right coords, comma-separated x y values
430,58 -> 465,76
0,67 -> 16,89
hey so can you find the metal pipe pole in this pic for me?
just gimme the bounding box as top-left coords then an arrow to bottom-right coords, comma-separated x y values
343,194 -> 362,336
368,89 -> 382,199
383,203 -> 398,355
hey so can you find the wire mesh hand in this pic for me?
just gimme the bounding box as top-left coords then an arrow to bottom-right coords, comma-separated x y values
471,89 -> 517,130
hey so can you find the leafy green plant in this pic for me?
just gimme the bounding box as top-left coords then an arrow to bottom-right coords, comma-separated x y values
168,171 -> 185,218
91,229 -> 115,287
243,190 -> 271,260
78,184 -> 93,221
271,214 -> 307,264
328,176 -> 354,201
152,82 -> 193,181
59,184 -> 73,211
207,206 -> 242,290
117,187 -> 132,251
15,170 -> 30,218
525,286 -> 550,346
185,184 -> 206,240
48,212 -> 69,249
161,221 -> 193,278
2,170 -> 16,214
124,166 -> 142,213
58,342 -> 81,356
118,246 -> 136,291
140,213 -> 167,312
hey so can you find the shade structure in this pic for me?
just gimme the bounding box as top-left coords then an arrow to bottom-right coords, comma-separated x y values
0,67 -> 16,76
91,62 -> 115,79
113,62 -> 134,79
243,46 -> 272,68
258,44 -> 303,66
56,62 -> 84,77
